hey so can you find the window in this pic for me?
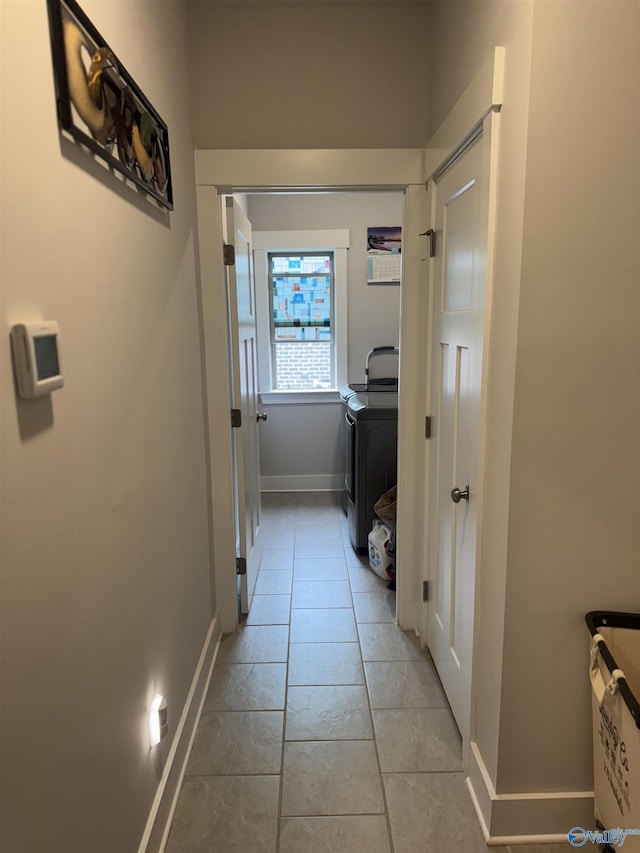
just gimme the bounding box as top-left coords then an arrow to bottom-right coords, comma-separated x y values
269,252 -> 334,390
253,230 -> 349,401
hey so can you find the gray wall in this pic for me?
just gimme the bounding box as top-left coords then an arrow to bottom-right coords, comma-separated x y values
499,0 -> 640,794
4,0 -> 636,846
430,0 -> 640,816
0,3 -> 213,851
187,2 -> 431,149
429,0 -> 529,137
249,192 -> 403,488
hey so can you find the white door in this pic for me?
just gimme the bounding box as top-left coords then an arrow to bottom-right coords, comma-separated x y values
427,133 -> 489,749
226,198 -> 263,613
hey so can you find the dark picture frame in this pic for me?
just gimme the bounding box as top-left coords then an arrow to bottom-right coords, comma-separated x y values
46,0 -> 173,210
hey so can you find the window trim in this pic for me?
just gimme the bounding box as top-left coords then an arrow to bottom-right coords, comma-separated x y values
253,229 -> 349,403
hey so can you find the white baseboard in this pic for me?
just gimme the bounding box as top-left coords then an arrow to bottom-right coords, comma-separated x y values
467,741 -> 594,845
261,474 -> 343,492
137,613 -> 222,853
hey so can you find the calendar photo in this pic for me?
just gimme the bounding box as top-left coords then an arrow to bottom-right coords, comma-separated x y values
367,226 -> 402,284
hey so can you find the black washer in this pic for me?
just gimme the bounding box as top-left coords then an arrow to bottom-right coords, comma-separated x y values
340,384 -> 398,552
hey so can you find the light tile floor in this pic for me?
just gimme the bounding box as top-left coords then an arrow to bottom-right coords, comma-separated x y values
167,492 -> 571,853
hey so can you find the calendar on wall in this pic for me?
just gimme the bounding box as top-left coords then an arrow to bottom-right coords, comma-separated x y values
367,226 -> 402,285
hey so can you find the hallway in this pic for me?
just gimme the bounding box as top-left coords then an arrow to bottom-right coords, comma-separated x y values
166,493 -> 569,853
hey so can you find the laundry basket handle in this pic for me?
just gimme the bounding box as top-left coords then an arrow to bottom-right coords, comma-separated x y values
586,612 -> 640,729
590,635 -> 625,705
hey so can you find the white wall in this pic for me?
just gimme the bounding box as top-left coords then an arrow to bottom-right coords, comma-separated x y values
0,3 -> 213,852
248,192 -> 402,488
429,0 -> 640,836
187,2 -> 431,149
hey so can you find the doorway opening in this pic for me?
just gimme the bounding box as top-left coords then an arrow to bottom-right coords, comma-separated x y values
223,190 -> 405,615
195,154 -> 429,646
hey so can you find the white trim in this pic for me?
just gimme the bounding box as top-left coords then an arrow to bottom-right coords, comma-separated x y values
259,390 -> 341,405
467,741 -> 594,844
492,45 -> 506,106
465,774 -> 491,841
194,149 -> 425,637
254,248 -> 272,391
334,247 -> 348,391
395,184 -> 429,631
418,47 -> 506,650
195,186 -> 238,634
261,474 -> 343,493
487,836 -> 575,847
138,614 -> 222,853
254,229 -> 348,393
419,46 -> 508,771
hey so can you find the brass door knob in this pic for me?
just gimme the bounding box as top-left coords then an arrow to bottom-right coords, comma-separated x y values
451,485 -> 470,503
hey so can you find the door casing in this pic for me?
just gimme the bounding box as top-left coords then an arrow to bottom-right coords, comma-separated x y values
419,51 -> 504,766
426,126 -> 493,768
225,197 -> 263,614
195,151 -> 430,634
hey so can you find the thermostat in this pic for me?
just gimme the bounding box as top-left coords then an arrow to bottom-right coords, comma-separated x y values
10,321 -> 64,399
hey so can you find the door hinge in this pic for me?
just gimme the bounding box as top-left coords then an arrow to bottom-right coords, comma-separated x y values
425,416 -> 432,439
423,580 -> 429,602
236,557 -> 247,576
223,243 -> 236,266
231,409 -> 242,428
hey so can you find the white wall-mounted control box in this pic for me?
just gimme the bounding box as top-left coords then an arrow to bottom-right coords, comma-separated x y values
10,321 -> 64,399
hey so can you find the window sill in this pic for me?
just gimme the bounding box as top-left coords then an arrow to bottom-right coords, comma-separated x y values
259,389 -> 342,405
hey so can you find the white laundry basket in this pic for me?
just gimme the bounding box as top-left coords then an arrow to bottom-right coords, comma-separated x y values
368,520 -> 392,579
586,611 -> 640,850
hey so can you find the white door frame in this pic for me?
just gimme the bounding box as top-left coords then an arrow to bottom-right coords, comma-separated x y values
418,49 -> 505,756
225,198 -> 263,614
195,150 -> 430,634
417,47 -> 505,637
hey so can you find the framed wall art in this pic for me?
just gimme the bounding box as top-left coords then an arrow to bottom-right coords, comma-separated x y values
46,0 -> 173,210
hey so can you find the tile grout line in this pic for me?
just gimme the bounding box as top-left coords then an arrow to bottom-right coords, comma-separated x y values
345,528 -> 397,853
273,497 -> 298,853
170,495 -> 502,852
274,493 -> 341,849
264,495 -> 403,851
